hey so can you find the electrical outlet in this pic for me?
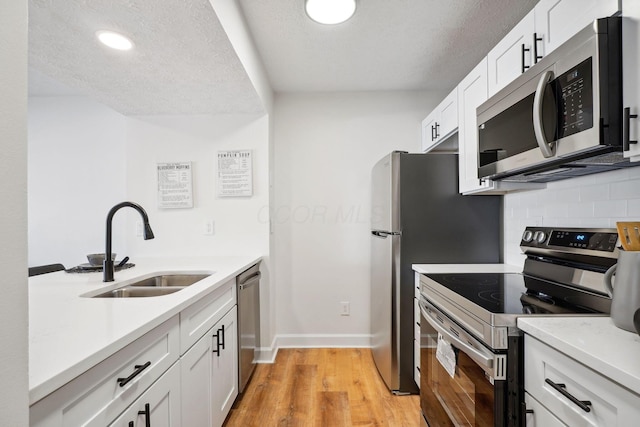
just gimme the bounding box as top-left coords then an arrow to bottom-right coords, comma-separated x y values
204,220 -> 215,236
340,301 -> 350,316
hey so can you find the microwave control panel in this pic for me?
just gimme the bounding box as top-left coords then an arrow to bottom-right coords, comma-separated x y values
555,57 -> 594,139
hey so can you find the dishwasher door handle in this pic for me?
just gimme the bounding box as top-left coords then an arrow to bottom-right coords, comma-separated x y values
239,271 -> 261,289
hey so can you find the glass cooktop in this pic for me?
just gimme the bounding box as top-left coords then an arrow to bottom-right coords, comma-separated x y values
425,272 -> 611,315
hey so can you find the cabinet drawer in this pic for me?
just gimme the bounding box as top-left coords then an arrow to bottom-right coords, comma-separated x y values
524,392 -> 566,427
180,278 -> 236,354
30,316 -> 180,427
109,361 -> 181,426
525,335 -> 640,426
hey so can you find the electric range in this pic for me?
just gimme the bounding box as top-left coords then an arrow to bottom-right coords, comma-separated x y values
419,226 -> 617,427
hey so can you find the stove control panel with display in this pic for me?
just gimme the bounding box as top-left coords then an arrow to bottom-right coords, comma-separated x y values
521,227 -> 619,254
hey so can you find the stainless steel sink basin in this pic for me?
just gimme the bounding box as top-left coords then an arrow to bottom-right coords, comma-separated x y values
93,286 -> 184,298
89,273 -> 211,298
127,274 -> 210,288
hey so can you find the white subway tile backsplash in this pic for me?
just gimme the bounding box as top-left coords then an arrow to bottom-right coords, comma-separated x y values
544,203 -> 569,218
580,184 -> 609,202
593,199 -> 627,217
627,199 -> 640,217
550,188 -> 581,204
567,202 -> 594,218
610,179 -> 640,200
504,169 -> 640,257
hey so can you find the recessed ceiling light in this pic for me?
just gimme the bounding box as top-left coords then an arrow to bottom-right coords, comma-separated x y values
96,30 -> 134,51
305,0 -> 356,25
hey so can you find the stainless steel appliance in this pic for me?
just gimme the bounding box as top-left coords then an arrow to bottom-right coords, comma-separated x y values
237,262 -> 261,393
476,17 -> 640,184
370,151 -> 502,395
419,227 -> 616,426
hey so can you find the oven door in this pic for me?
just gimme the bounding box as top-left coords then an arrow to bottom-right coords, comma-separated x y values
419,299 -> 508,427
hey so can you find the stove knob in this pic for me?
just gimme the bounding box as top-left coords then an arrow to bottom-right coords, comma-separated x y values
535,231 -> 547,244
522,230 -> 534,242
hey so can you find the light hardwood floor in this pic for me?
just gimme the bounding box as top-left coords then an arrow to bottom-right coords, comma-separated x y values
225,348 -> 420,427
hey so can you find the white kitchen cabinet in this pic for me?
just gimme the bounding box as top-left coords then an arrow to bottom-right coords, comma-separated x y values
623,0 -> 640,161
488,0 -> 619,97
181,325 -> 215,427
535,0 -> 619,58
487,10 -> 535,97
181,306 -> 238,427
30,316 -> 180,427
180,277 -> 236,354
525,334 -> 640,427
212,306 -> 239,426
524,392 -> 566,427
109,362 -> 181,427
421,87 -> 458,152
458,58 -> 497,194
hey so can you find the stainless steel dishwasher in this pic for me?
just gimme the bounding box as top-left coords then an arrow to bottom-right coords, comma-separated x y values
237,262 -> 261,393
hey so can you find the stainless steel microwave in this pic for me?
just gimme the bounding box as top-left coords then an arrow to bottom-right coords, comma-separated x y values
477,17 -> 638,183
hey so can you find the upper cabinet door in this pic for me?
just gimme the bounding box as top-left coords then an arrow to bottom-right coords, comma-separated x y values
421,88 -> 458,153
487,10 -> 535,97
438,88 -> 458,141
623,0 -> 640,160
535,0 -> 620,57
458,58 -> 492,194
420,111 -> 439,153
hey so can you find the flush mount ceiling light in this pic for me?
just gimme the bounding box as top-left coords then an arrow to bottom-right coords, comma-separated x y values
305,0 -> 356,25
96,30 -> 134,51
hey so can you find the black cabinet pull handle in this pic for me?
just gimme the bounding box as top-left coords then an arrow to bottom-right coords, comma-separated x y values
521,44 -> 531,73
435,122 -> 440,139
431,124 -> 436,141
219,324 -> 226,350
533,32 -> 543,64
545,378 -> 592,412
212,330 -> 221,356
624,107 -> 638,151
137,403 -> 151,427
117,361 -> 151,387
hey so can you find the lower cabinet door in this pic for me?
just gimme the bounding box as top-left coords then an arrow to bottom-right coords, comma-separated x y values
525,392 -> 566,427
109,362 -> 181,427
181,325 -> 214,427
212,306 -> 239,427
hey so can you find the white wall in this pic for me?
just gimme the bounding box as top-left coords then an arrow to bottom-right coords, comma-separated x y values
124,114 -> 270,257
504,167 -> 640,266
0,0 -> 29,425
272,91 -> 441,347
28,96 -> 127,268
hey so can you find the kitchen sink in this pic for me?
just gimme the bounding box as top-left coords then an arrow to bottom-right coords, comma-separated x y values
89,273 -> 211,298
126,273 -> 211,288
93,286 -> 184,298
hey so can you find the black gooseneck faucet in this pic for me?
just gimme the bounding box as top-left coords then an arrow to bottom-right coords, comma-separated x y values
104,201 -> 155,282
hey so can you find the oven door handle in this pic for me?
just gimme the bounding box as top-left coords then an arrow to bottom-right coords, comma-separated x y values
420,301 -> 495,373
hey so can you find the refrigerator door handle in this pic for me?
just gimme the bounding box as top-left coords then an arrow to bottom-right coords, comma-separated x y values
371,230 -> 401,238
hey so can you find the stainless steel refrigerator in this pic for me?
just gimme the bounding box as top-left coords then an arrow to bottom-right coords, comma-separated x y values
370,151 -> 502,394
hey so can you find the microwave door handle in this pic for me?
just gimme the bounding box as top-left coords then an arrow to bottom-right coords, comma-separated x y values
420,302 -> 494,372
533,70 -> 556,158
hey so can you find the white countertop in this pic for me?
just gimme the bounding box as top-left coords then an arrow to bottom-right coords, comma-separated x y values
518,317 -> 640,395
29,255 -> 260,405
412,263 -> 522,274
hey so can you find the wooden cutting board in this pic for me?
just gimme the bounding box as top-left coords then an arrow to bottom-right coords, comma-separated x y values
616,222 -> 640,251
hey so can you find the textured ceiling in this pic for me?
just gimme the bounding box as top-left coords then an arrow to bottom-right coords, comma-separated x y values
28,0 -> 538,115
28,0 -> 265,115
238,0 -> 538,92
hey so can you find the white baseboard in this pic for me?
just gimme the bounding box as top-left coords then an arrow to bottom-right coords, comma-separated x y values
255,334 -> 372,363
276,333 -> 371,349
256,335 -> 279,363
